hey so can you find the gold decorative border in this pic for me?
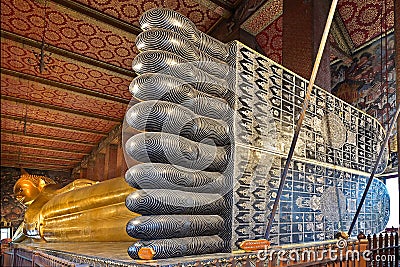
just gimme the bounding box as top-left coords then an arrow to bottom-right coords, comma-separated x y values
240,0 -> 282,36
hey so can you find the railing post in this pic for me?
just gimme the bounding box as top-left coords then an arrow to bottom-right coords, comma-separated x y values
395,232 -> 399,267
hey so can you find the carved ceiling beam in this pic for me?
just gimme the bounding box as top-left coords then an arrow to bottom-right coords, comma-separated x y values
51,0 -> 142,36
1,68 -> 130,104
192,0 -> 232,18
1,115 -> 108,136
1,95 -> 122,122
0,161 -> 73,171
330,42 -> 353,65
0,141 -> 88,155
1,143 -> 85,158
1,30 -> 135,77
1,152 -> 81,163
1,130 -> 97,146
208,0 -> 270,42
330,14 -> 354,55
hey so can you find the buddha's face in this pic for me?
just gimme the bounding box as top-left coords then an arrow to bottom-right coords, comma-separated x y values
14,180 -> 41,205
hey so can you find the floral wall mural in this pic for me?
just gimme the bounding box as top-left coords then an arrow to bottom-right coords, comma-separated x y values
331,33 -> 397,173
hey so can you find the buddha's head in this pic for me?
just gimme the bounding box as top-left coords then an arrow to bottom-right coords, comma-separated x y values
13,170 -> 56,205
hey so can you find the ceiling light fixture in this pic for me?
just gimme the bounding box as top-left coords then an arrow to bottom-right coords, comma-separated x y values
27,0 -> 54,74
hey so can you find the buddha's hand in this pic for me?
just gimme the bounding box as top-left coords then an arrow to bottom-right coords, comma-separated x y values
124,8 -> 236,260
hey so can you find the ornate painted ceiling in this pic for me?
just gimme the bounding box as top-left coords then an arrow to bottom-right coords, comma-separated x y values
0,0 -> 395,172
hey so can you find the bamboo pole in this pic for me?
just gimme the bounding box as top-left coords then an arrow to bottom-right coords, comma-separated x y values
264,0 -> 338,239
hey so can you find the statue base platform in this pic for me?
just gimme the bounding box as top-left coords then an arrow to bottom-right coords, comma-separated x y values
3,239 -> 370,267
4,241 -> 265,267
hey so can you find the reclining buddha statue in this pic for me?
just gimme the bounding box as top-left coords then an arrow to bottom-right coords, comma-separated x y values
12,169 -> 136,242
13,8 -> 390,261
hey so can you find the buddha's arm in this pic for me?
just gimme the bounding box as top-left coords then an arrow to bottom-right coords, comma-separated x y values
12,223 -> 27,242
38,177 -> 138,242
23,185 -> 61,238
55,178 -> 99,194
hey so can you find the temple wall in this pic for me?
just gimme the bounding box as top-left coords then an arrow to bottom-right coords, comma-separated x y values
331,33 -> 398,173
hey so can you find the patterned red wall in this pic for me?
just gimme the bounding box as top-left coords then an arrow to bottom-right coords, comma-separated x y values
338,0 -> 394,48
256,15 -> 282,64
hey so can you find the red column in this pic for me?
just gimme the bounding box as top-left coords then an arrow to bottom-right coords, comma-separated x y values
116,141 -> 127,178
79,167 -> 87,179
87,159 -> 95,180
107,144 -> 118,179
282,0 -> 331,90
95,153 -> 105,181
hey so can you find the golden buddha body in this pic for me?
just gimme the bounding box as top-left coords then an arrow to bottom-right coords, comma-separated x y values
13,171 -> 137,242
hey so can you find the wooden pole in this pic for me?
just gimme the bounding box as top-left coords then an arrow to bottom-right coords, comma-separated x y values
264,0 -> 338,239
395,0 -> 400,200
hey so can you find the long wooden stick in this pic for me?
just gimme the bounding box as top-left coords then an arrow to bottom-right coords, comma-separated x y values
264,0 -> 338,239
348,104 -> 400,236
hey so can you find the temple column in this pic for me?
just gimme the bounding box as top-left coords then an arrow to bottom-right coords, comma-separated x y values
282,0 -> 331,90
87,158 -> 95,180
116,141 -> 127,177
79,167 -> 87,179
107,144 -> 118,179
94,153 -> 105,181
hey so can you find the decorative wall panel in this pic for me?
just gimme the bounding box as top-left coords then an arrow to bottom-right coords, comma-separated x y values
232,43 -> 389,245
337,0 -> 394,48
240,0 -> 282,36
255,16 -> 282,64
331,33 -> 397,173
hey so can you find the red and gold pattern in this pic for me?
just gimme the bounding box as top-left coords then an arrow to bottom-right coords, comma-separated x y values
1,38 -> 133,100
1,0 -> 138,69
1,100 -> 119,133
241,0 -> 282,36
338,0 -> 394,48
256,15 -> 282,64
74,0 -> 220,32
1,144 -> 84,160
1,133 -> 93,153
1,74 -> 127,119
1,118 -> 104,144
